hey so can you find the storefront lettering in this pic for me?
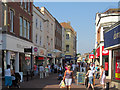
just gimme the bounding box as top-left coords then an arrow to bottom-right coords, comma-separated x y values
17,44 -> 27,49
114,31 -> 120,40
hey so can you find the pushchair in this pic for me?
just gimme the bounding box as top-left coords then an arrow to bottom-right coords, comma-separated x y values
12,73 -> 21,88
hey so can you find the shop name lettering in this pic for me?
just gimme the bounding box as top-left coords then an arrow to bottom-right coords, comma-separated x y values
114,31 -> 120,39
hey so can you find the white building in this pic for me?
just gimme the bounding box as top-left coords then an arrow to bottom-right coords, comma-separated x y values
33,5 -> 47,66
95,8 -> 120,79
40,7 -> 55,64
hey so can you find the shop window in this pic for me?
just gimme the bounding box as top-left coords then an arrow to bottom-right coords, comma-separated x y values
113,49 -> 120,81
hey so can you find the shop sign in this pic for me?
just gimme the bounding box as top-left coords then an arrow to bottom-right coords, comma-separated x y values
65,55 -> 71,59
104,24 -> 120,48
25,57 -> 30,60
105,62 -> 108,71
89,54 -> 94,59
96,47 -> 100,58
115,56 -> 120,80
102,46 -> 109,56
38,57 -> 44,60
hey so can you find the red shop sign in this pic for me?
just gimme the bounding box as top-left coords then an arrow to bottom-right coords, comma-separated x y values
25,57 -> 30,60
89,54 -> 94,59
38,57 -> 44,60
96,47 -> 100,58
105,62 -> 108,71
115,56 -> 120,80
102,46 -> 109,56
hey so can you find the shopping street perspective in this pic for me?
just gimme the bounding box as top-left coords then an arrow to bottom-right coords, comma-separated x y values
0,0 -> 120,90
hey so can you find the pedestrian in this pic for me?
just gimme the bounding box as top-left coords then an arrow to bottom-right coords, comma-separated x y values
5,65 -> 12,88
95,65 -> 99,79
54,64 -> 58,73
63,65 -> 74,90
34,64 -> 37,76
39,64 -> 44,79
48,64 -> 51,73
51,63 -> 54,73
90,64 -> 94,71
99,65 -> 106,89
86,67 -> 94,90
45,65 -> 49,77
72,63 -> 76,71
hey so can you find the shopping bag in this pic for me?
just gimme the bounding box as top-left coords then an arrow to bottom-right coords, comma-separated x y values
59,80 -> 65,88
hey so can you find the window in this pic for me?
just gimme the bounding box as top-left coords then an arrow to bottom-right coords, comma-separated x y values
40,36 -> 42,45
66,45 -> 69,52
24,19 -> 27,37
40,21 -> 42,30
20,17 -> 23,36
20,0 -> 23,6
66,34 -> 69,40
10,9 -> 14,32
28,2 -> 30,12
24,1 -> 27,10
36,34 -> 37,44
47,22 -> 49,28
27,22 -> 30,39
36,19 -> 38,28
51,23 -> 53,31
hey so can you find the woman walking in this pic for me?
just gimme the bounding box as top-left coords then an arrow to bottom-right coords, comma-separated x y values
5,65 -> 12,88
86,67 -> 94,90
63,65 -> 73,90
99,65 -> 106,89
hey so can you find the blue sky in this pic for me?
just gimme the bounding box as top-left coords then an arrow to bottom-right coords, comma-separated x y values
34,2 -> 118,55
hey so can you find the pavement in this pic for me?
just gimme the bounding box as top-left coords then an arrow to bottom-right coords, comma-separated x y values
1,72 -> 119,90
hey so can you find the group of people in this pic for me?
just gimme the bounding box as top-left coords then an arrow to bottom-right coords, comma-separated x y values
86,63 -> 106,90
5,65 -> 21,88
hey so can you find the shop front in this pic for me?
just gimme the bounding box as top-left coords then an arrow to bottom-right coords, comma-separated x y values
104,22 -> 120,89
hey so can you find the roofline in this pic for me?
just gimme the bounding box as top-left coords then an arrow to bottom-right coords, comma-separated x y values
33,4 -> 44,16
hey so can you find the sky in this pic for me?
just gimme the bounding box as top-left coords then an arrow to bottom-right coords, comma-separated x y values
34,2 -> 118,55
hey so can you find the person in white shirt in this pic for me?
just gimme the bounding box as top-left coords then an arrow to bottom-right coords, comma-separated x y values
72,64 -> 76,71
39,64 -> 44,78
86,67 -> 94,89
5,65 -> 12,88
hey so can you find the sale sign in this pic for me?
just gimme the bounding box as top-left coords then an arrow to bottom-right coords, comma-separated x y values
89,54 -> 94,59
115,56 -> 120,80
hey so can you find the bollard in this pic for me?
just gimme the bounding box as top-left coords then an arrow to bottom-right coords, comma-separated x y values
27,71 -> 29,81
106,82 -> 109,90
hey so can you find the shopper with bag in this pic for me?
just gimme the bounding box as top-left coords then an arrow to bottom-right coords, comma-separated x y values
63,65 -> 73,90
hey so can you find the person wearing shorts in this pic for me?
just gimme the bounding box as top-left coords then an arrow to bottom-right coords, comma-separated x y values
86,67 -> 94,90
63,65 -> 73,90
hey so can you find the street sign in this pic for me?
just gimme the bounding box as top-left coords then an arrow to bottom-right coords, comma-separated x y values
34,47 -> 38,52
24,48 -> 32,53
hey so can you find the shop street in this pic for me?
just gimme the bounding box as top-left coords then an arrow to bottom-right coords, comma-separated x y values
18,73 -> 114,90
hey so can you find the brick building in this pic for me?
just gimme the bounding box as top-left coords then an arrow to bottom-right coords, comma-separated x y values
1,1 -> 33,76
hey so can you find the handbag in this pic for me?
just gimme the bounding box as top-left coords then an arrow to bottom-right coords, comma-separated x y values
59,80 -> 65,88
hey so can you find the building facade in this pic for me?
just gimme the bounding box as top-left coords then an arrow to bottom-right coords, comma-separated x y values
1,2 -> 33,75
33,5 -> 47,66
104,21 -> 120,89
40,7 -> 55,64
95,8 -> 120,79
60,22 -> 77,63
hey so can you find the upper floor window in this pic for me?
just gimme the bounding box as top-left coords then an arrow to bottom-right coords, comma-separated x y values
28,2 -> 30,12
20,17 -> 23,36
20,0 -> 23,6
47,21 -> 49,28
66,34 -> 69,40
24,19 -> 27,37
36,19 -> 38,28
40,36 -> 42,45
66,45 -> 69,52
27,22 -> 30,39
36,34 -> 38,44
51,23 -> 53,31
10,9 -> 14,32
24,1 -> 27,10
40,21 -> 42,30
